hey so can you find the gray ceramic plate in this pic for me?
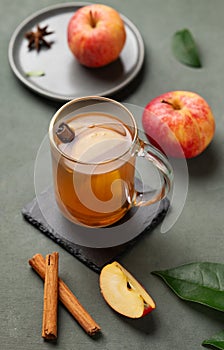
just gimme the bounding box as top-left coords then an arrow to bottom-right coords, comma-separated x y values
8,2 -> 145,101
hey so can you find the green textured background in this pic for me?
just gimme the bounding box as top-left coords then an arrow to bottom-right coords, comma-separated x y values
1,1 -> 224,349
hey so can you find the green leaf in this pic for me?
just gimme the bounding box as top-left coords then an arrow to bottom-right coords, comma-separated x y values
152,262 -> 224,311
202,330 -> 224,349
172,28 -> 202,68
25,70 -> 45,77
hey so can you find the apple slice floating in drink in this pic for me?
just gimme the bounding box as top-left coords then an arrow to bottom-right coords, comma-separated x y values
99,262 -> 156,318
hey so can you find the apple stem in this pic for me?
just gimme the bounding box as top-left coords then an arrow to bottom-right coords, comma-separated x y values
161,99 -> 173,107
89,10 -> 97,28
161,99 -> 181,110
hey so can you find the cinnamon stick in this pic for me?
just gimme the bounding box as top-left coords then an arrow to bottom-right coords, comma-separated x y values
42,252 -> 59,340
29,254 -> 101,336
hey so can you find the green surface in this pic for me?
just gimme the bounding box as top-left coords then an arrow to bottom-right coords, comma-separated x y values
1,0 -> 224,349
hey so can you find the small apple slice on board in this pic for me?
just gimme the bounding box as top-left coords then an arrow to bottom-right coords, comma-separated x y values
99,261 -> 156,318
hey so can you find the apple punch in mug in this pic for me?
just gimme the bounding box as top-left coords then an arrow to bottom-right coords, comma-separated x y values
49,96 -> 173,228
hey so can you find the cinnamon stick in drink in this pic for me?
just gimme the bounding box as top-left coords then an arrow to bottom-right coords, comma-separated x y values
42,252 -> 59,340
29,253 -> 101,336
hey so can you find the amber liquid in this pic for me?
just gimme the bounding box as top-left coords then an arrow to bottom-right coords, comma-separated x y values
51,113 -> 136,227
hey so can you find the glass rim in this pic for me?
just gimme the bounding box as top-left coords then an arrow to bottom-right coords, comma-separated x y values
48,95 -> 138,165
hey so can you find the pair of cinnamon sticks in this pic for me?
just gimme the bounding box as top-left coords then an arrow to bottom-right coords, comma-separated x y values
29,253 -> 101,340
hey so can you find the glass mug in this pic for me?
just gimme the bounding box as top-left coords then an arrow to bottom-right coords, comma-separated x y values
49,96 -> 173,228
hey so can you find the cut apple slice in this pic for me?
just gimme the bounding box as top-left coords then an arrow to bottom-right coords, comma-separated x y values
99,261 -> 156,318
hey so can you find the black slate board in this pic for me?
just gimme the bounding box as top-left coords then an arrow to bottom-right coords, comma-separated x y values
22,187 -> 169,273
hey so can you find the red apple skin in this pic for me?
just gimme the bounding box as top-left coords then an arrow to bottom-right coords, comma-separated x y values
142,304 -> 155,317
142,91 -> 215,158
67,4 -> 126,68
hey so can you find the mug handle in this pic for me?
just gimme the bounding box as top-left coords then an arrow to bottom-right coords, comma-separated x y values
133,138 -> 173,207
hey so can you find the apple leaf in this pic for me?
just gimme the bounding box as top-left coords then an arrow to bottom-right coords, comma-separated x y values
172,28 -> 202,68
202,330 -> 224,349
152,262 -> 224,311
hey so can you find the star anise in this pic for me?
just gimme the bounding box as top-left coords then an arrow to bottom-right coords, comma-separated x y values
25,24 -> 54,52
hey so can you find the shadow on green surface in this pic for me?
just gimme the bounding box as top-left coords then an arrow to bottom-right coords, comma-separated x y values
115,311 -> 157,335
187,141 -> 219,178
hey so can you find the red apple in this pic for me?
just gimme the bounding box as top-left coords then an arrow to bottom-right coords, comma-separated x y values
67,4 -> 126,68
142,91 -> 215,158
99,261 -> 156,318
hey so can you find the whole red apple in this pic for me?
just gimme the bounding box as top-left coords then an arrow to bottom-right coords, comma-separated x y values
67,4 -> 126,68
142,91 -> 215,158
